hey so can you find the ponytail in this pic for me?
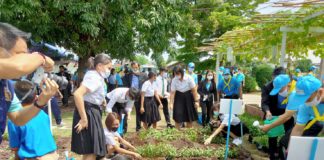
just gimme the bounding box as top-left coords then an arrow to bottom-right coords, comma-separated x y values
87,54 -> 111,70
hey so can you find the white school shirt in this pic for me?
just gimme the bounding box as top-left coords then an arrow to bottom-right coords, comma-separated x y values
106,88 -> 135,113
82,71 -> 105,105
141,80 -> 156,97
171,74 -> 195,93
220,114 -> 241,126
104,128 -> 121,146
155,75 -> 169,98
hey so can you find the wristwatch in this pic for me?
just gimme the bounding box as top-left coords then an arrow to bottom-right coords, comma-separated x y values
33,100 -> 45,109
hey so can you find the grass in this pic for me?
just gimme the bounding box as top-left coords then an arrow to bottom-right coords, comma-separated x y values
138,128 -> 199,142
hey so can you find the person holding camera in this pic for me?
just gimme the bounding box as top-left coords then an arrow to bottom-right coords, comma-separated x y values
71,54 -> 112,160
0,23 -> 57,144
8,80 -> 58,160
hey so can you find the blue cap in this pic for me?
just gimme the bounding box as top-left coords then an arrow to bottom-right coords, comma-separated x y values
219,66 -> 225,71
287,76 -> 321,109
188,62 -> 195,68
223,68 -> 231,75
310,66 -> 317,71
270,74 -> 291,95
296,68 -> 301,73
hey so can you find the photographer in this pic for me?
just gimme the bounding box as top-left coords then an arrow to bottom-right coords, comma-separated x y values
0,22 -> 57,144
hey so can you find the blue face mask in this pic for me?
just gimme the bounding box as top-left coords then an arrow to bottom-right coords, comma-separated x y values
213,111 -> 219,117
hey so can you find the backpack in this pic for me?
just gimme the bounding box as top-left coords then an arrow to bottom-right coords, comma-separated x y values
0,80 -> 14,144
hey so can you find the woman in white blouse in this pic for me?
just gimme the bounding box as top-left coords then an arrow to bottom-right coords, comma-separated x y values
71,54 -> 112,160
170,66 -> 199,130
140,72 -> 163,129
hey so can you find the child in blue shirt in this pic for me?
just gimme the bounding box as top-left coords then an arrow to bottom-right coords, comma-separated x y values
8,80 -> 57,159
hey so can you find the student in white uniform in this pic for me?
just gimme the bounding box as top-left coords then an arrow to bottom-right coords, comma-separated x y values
204,103 -> 249,145
170,66 -> 199,130
155,67 -> 174,128
104,113 -> 141,160
106,87 -> 140,133
140,72 -> 163,129
71,54 -> 112,160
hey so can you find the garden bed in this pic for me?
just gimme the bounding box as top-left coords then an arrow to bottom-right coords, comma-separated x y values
124,128 -> 252,159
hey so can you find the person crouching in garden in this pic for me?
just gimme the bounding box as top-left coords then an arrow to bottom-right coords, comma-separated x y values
204,103 -> 249,146
140,72 -> 163,129
71,54 -> 112,160
105,113 -> 142,160
170,66 -> 199,130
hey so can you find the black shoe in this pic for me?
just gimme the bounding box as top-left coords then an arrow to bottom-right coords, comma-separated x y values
167,124 -> 175,128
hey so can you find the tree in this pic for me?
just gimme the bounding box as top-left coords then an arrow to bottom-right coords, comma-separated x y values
0,0 -> 188,71
135,55 -> 149,65
295,59 -> 312,72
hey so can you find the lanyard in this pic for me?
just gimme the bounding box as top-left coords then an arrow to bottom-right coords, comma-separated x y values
223,77 -> 232,91
304,106 -> 324,130
281,80 -> 296,105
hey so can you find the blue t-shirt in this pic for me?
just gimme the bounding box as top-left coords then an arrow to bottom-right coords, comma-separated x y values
277,95 -> 287,109
131,75 -> 139,89
8,94 -> 23,113
206,82 -> 211,90
296,104 -> 324,125
116,73 -> 123,86
188,73 -> 198,85
235,73 -> 245,83
218,73 -> 223,85
217,78 -> 240,96
8,110 -> 57,159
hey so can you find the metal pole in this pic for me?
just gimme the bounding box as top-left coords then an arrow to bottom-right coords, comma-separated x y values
280,32 -> 287,67
48,99 -> 53,133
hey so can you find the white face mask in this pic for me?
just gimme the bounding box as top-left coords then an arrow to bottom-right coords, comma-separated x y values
305,93 -> 321,107
163,73 -> 168,78
224,75 -> 230,80
176,75 -> 182,80
207,75 -> 213,80
101,68 -> 110,78
279,88 -> 288,97
188,68 -> 194,73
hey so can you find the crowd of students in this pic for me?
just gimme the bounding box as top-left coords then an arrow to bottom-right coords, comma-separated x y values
1,22 -> 324,160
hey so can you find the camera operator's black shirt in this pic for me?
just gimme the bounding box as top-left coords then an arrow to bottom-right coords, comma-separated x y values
56,71 -> 71,81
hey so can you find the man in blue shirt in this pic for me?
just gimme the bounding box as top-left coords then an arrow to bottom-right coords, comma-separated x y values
217,68 -> 242,99
217,66 -> 225,85
122,62 -> 147,132
187,62 -> 198,85
234,68 -> 245,87
289,76 -> 324,137
8,80 -> 58,159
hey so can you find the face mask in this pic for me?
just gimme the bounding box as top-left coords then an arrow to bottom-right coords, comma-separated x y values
132,69 -> 139,73
305,93 -> 321,107
111,127 -> 118,132
176,75 -> 182,80
101,69 -> 110,78
213,111 -> 219,117
163,73 -> 168,78
279,88 -> 288,97
224,75 -> 230,80
207,76 -> 213,80
188,68 -> 194,73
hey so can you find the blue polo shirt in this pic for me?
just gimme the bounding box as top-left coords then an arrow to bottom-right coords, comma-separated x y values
235,73 -> 245,83
217,78 -> 240,96
188,73 -> 198,85
218,73 -> 223,85
8,110 -> 57,159
296,104 -> 324,125
116,73 -> 123,86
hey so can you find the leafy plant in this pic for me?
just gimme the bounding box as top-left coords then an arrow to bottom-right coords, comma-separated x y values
253,135 -> 269,147
137,143 -> 177,158
254,64 -> 273,88
295,59 -> 312,72
243,75 -> 257,93
239,113 -> 265,137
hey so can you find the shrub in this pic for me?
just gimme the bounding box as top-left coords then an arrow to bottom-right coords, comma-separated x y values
254,64 -> 273,88
239,113 -> 264,137
243,75 -> 257,93
137,143 -> 177,158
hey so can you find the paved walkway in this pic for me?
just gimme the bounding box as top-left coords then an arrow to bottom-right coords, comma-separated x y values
243,92 -> 261,107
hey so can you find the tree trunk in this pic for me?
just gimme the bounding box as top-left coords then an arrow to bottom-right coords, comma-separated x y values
76,55 -> 90,87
